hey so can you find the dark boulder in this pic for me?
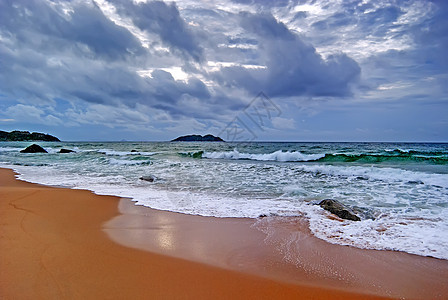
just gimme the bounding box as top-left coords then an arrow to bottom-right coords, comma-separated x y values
318,199 -> 361,221
407,180 -> 424,185
140,175 -> 156,182
59,149 -> 75,153
20,144 -> 48,153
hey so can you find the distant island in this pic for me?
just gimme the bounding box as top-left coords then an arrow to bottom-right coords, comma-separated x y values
171,134 -> 224,142
0,130 -> 60,142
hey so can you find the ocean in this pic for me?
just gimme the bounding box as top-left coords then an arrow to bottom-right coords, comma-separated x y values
1,141 -> 447,259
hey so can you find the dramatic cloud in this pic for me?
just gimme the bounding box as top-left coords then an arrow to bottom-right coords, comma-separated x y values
110,0 -> 204,61
0,1 -> 144,61
214,12 -> 360,97
0,0 -> 446,141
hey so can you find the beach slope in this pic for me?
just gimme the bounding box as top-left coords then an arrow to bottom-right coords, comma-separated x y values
0,168 -> 385,299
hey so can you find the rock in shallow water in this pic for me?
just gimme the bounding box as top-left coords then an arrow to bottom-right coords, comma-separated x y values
20,144 -> 47,153
318,199 -> 361,221
59,148 -> 75,153
140,175 -> 156,182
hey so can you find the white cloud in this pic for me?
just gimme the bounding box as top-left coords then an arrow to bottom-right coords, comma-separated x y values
6,104 -> 63,125
272,116 -> 296,130
65,104 -> 151,127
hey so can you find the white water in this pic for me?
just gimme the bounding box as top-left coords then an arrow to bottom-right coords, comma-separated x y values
203,149 -> 325,161
1,141 -> 448,259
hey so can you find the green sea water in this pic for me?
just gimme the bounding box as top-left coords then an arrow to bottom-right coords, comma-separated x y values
1,141 -> 447,259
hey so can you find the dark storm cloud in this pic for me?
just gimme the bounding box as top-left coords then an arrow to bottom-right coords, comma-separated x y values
0,25 -> 226,119
147,70 -> 210,106
214,13 -> 360,97
0,0 -> 145,103
66,4 -> 147,60
0,0 -> 144,61
0,36 -> 220,116
0,0 -> 228,121
110,0 -> 204,61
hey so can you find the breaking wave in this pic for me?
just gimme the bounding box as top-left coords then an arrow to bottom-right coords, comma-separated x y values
185,149 -> 448,164
191,150 -> 324,161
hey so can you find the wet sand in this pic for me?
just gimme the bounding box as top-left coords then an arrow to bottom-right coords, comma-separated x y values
106,198 -> 448,299
1,167 -> 447,299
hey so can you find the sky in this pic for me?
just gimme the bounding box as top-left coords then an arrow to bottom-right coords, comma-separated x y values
0,0 -> 447,142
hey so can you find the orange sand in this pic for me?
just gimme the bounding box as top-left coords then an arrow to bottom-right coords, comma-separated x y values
1,168 -> 447,299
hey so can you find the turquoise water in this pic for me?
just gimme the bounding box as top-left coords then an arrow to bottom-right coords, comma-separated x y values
1,141 -> 448,259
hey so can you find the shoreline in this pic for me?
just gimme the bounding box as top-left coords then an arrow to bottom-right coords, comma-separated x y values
105,197 -> 448,298
1,167 -> 448,299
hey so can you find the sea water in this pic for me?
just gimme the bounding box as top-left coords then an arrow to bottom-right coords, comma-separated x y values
1,141 -> 447,259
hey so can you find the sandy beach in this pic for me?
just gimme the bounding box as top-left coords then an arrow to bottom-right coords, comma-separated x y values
1,167 -> 447,299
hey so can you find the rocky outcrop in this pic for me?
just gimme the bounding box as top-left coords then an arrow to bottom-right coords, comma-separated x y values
59,149 -> 75,153
20,144 -> 48,153
318,199 -> 361,221
171,134 -> 224,142
0,130 -> 60,141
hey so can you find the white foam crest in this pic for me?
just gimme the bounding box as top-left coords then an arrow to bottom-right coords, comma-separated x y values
98,149 -> 156,156
6,163 -> 283,218
299,203 -> 448,260
203,150 -> 324,162
108,158 -> 149,165
134,151 -> 157,156
44,147 -> 60,154
0,147 -> 23,152
296,164 -> 448,188
131,189 -> 300,218
385,148 -> 412,153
